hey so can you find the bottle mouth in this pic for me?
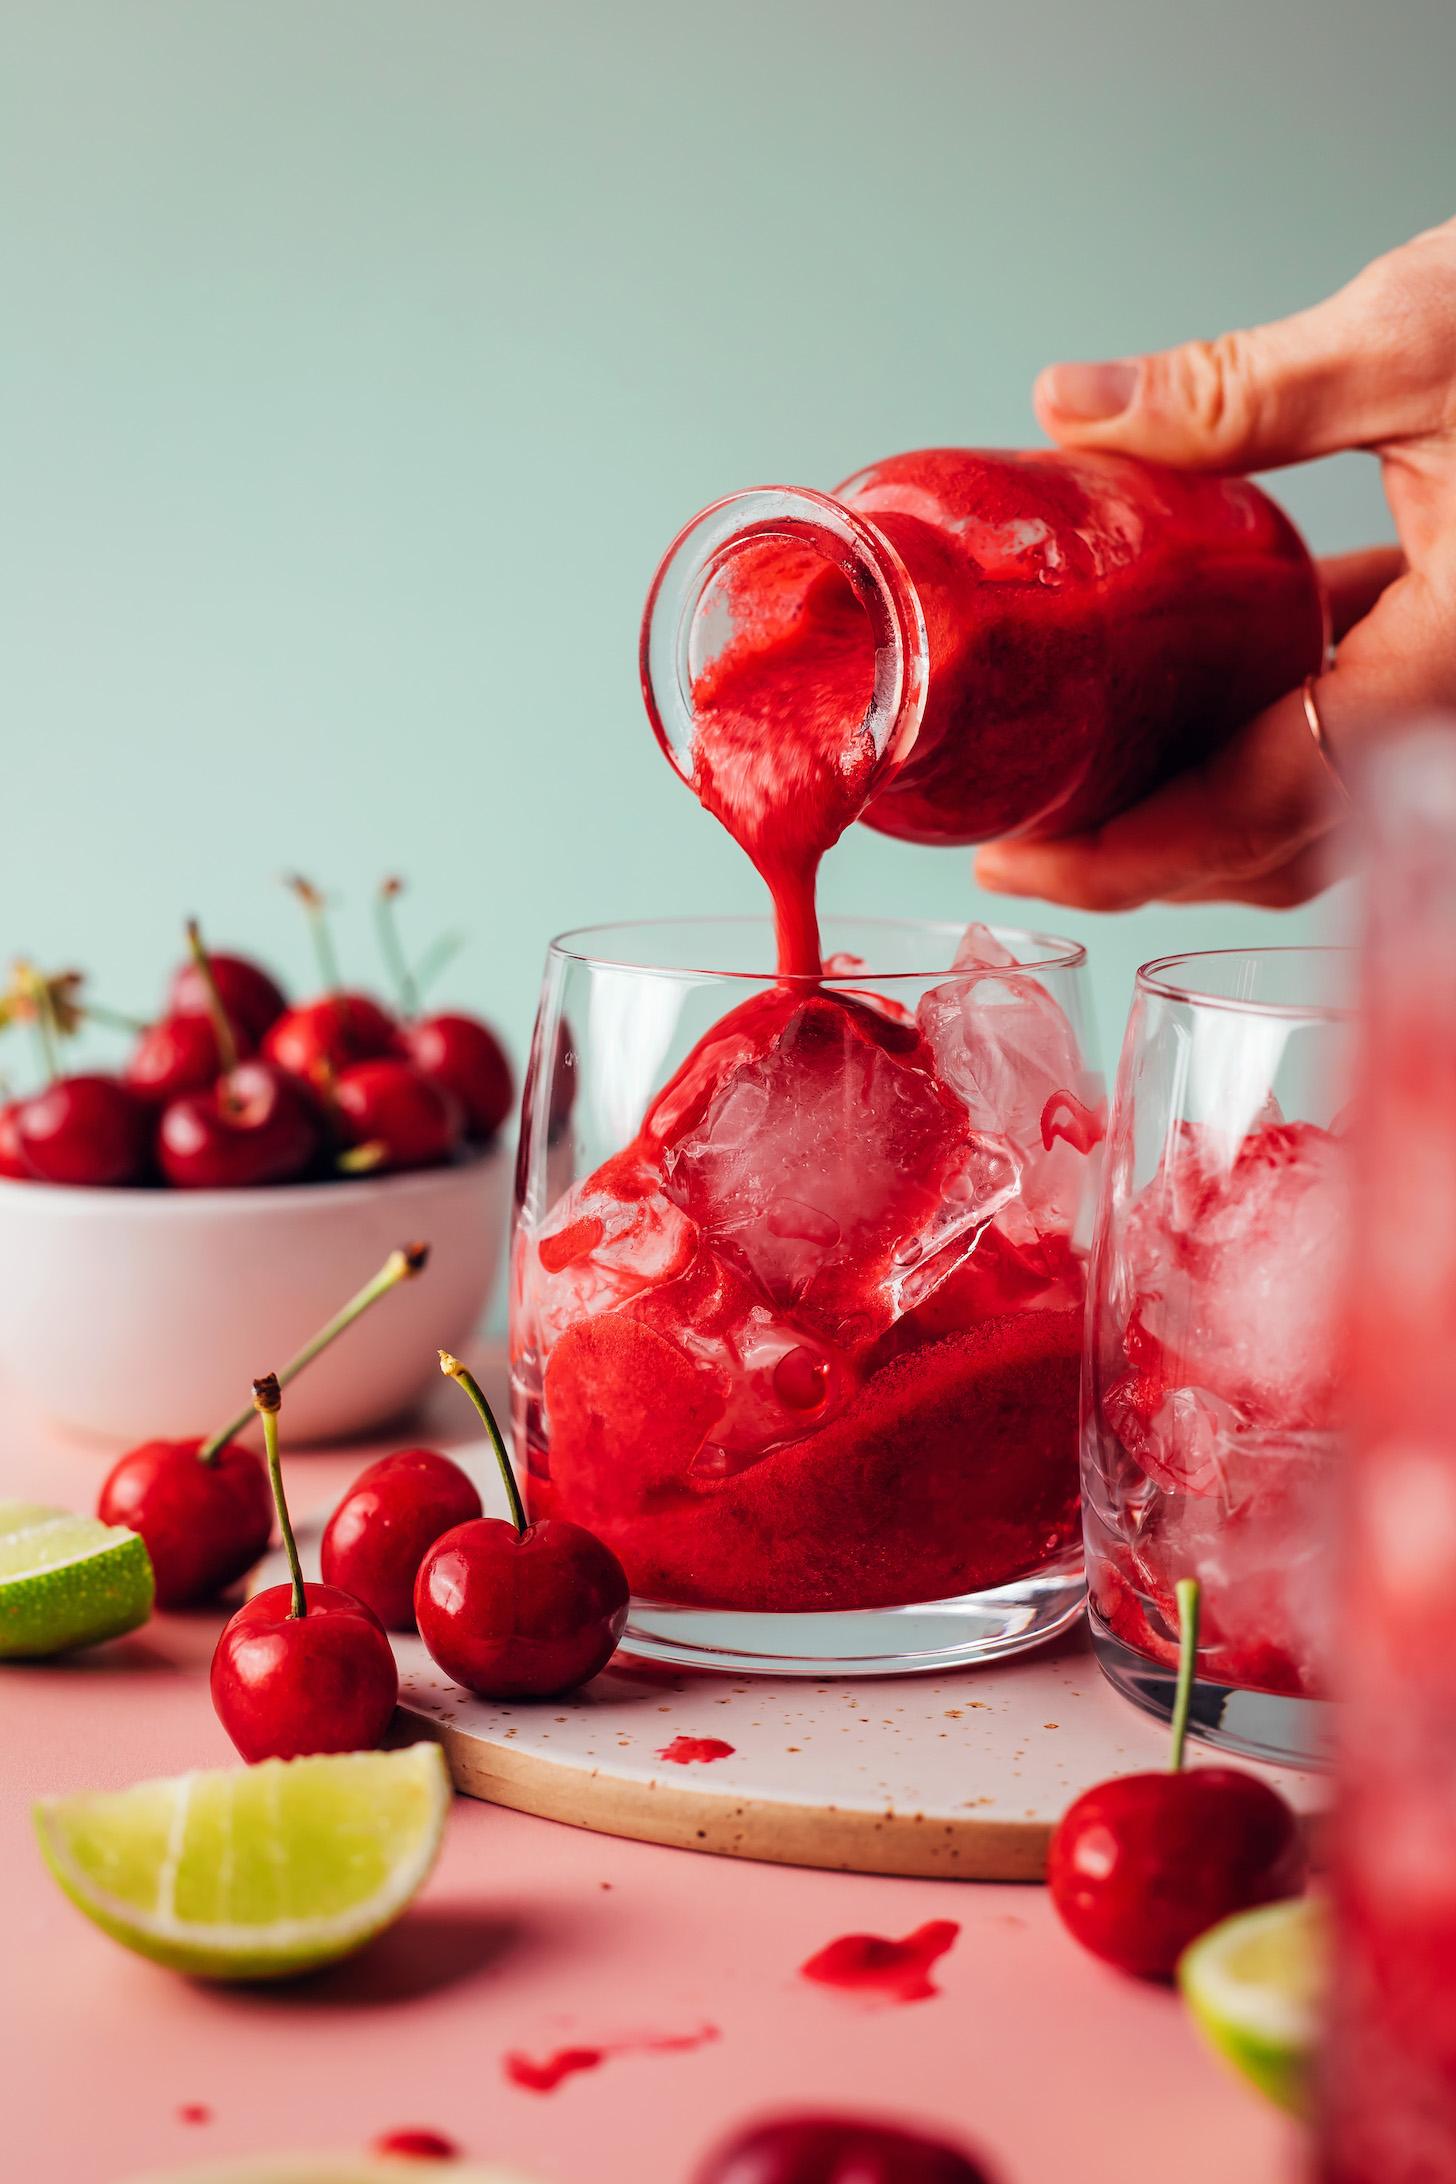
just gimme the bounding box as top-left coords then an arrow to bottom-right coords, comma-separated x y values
639,484 -> 930,790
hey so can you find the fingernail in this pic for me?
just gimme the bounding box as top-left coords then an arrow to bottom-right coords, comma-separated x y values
1039,359 -> 1139,422
974,850 -> 1013,892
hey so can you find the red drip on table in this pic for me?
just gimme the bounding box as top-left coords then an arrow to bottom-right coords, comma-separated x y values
505,2025 -> 720,2094
371,2127 -> 461,2159
657,1735 -> 735,1764
800,1919 -> 960,2005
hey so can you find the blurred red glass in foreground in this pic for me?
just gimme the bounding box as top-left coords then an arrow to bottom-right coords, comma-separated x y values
1321,727 -> 1456,2179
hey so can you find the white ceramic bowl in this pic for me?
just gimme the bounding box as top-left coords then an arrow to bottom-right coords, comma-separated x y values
0,1151 -> 510,1445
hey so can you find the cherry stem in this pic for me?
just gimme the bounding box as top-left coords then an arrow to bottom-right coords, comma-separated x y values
17,962 -> 60,1083
254,1373 -> 305,1620
198,1242 -> 430,1462
1168,1577 -> 1201,1774
413,930 -> 465,1002
438,1350 -> 525,1534
185,920 -> 239,1078
287,875 -> 342,995
375,879 -> 420,1019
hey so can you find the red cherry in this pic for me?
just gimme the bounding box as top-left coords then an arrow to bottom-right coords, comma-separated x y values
1047,1767 -> 1306,1981
694,2114 -> 996,2183
263,995 -> 399,1087
0,1099 -> 32,1180
415,1515 -> 627,1700
334,1058 -> 461,1173
98,1438 -> 272,1609
405,1014 -> 513,1144
125,1011 -> 254,1105
212,1578 -> 398,1761
413,1353 -> 628,1698
16,1074 -> 150,1186
1047,1578 -> 1306,1980
158,1060 -> 320,1189
321,1449 -> 482,1630
211,1373 -> 398,1762
99,1245 -> 430,1605
168,951 -> 287,1042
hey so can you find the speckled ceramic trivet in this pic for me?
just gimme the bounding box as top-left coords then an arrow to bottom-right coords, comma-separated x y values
255,1527 -> 1325,1881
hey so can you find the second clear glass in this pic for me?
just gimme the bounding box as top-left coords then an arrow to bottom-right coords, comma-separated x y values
1083,946 -> 1351,1766
511,915 -> 1102,1675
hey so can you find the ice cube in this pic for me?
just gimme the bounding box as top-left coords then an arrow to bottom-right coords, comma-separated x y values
661,992 -> 1016,1344
634,1249 -> 857,1473
917,948 -> 1094,1230
1127,1423 -> 1332,1696
523,1148 -> 699,1358
1122,1118 -> 1345,1429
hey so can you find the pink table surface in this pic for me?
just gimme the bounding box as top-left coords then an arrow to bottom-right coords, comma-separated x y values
1,1355 -> 1303,2184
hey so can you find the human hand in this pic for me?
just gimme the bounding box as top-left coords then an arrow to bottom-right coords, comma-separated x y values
975,219 -> 1456,909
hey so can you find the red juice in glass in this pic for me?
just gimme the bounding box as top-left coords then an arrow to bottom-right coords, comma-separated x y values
1321,731 -> 1456,2178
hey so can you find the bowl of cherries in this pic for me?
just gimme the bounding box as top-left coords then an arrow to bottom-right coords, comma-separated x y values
0,881 -> 516,1443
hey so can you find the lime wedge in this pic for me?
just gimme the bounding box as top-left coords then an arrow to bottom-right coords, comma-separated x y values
1178,1896 -> 1324,2114
35,1745 -> 451,1981
0,1501 -> 154,1658
121,2164 -> 539,2182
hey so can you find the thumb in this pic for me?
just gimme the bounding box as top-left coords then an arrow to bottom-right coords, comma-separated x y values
1033,224 -> 1456,470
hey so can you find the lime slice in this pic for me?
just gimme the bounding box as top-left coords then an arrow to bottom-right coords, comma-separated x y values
121,2163 -> 539,2182
1178,1896 -> 1324,2114
0,1501 -> 154,1658
34,1745 -> 451,1981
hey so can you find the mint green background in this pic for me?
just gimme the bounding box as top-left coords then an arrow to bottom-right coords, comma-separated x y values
2,2 -> 1445,1086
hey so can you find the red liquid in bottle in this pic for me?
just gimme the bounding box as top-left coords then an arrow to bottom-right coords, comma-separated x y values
643,449 -> 1325,976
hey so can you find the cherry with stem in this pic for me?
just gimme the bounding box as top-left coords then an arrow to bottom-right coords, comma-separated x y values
1047,1577 -> 1307,1980
211,1373 -> 398,1763
413,1351 -> 629,1700
98,1244 -> 429,1607
156,922 -> 320,1189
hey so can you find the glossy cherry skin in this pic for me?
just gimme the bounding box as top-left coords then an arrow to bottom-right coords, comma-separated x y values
321,1449 -> 482,1630
0,1100 -> 31,1180
414,1516 -> 629,1699
263,994 -> 399,1087
211,1580 -> 399,1762
695,2115 -> 995,2183
98,1437 -> 274,1608
168,951 -> 288,1042
405,1014 -> 514,1143
157,1061 -> 320,1189
334,1059 -> 462,1172
16,1074 -> 151,1186
1047,1766 -> 1307,1980
124,1011 -> 253,1105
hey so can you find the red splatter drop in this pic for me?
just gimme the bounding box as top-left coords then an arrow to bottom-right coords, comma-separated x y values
505,2025 -> 719,2094
177,2105 -> 212,2127
656,1734 -> 736,1764
372,2127 -> 461,2159
800,1919 -> 960,2004
505,2044 -> 607,2094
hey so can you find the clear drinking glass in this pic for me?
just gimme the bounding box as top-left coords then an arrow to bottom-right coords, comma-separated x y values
511,915 -> 1102,1675
1083,947 -> 1351,1766
1321,732 -> 1456,2179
